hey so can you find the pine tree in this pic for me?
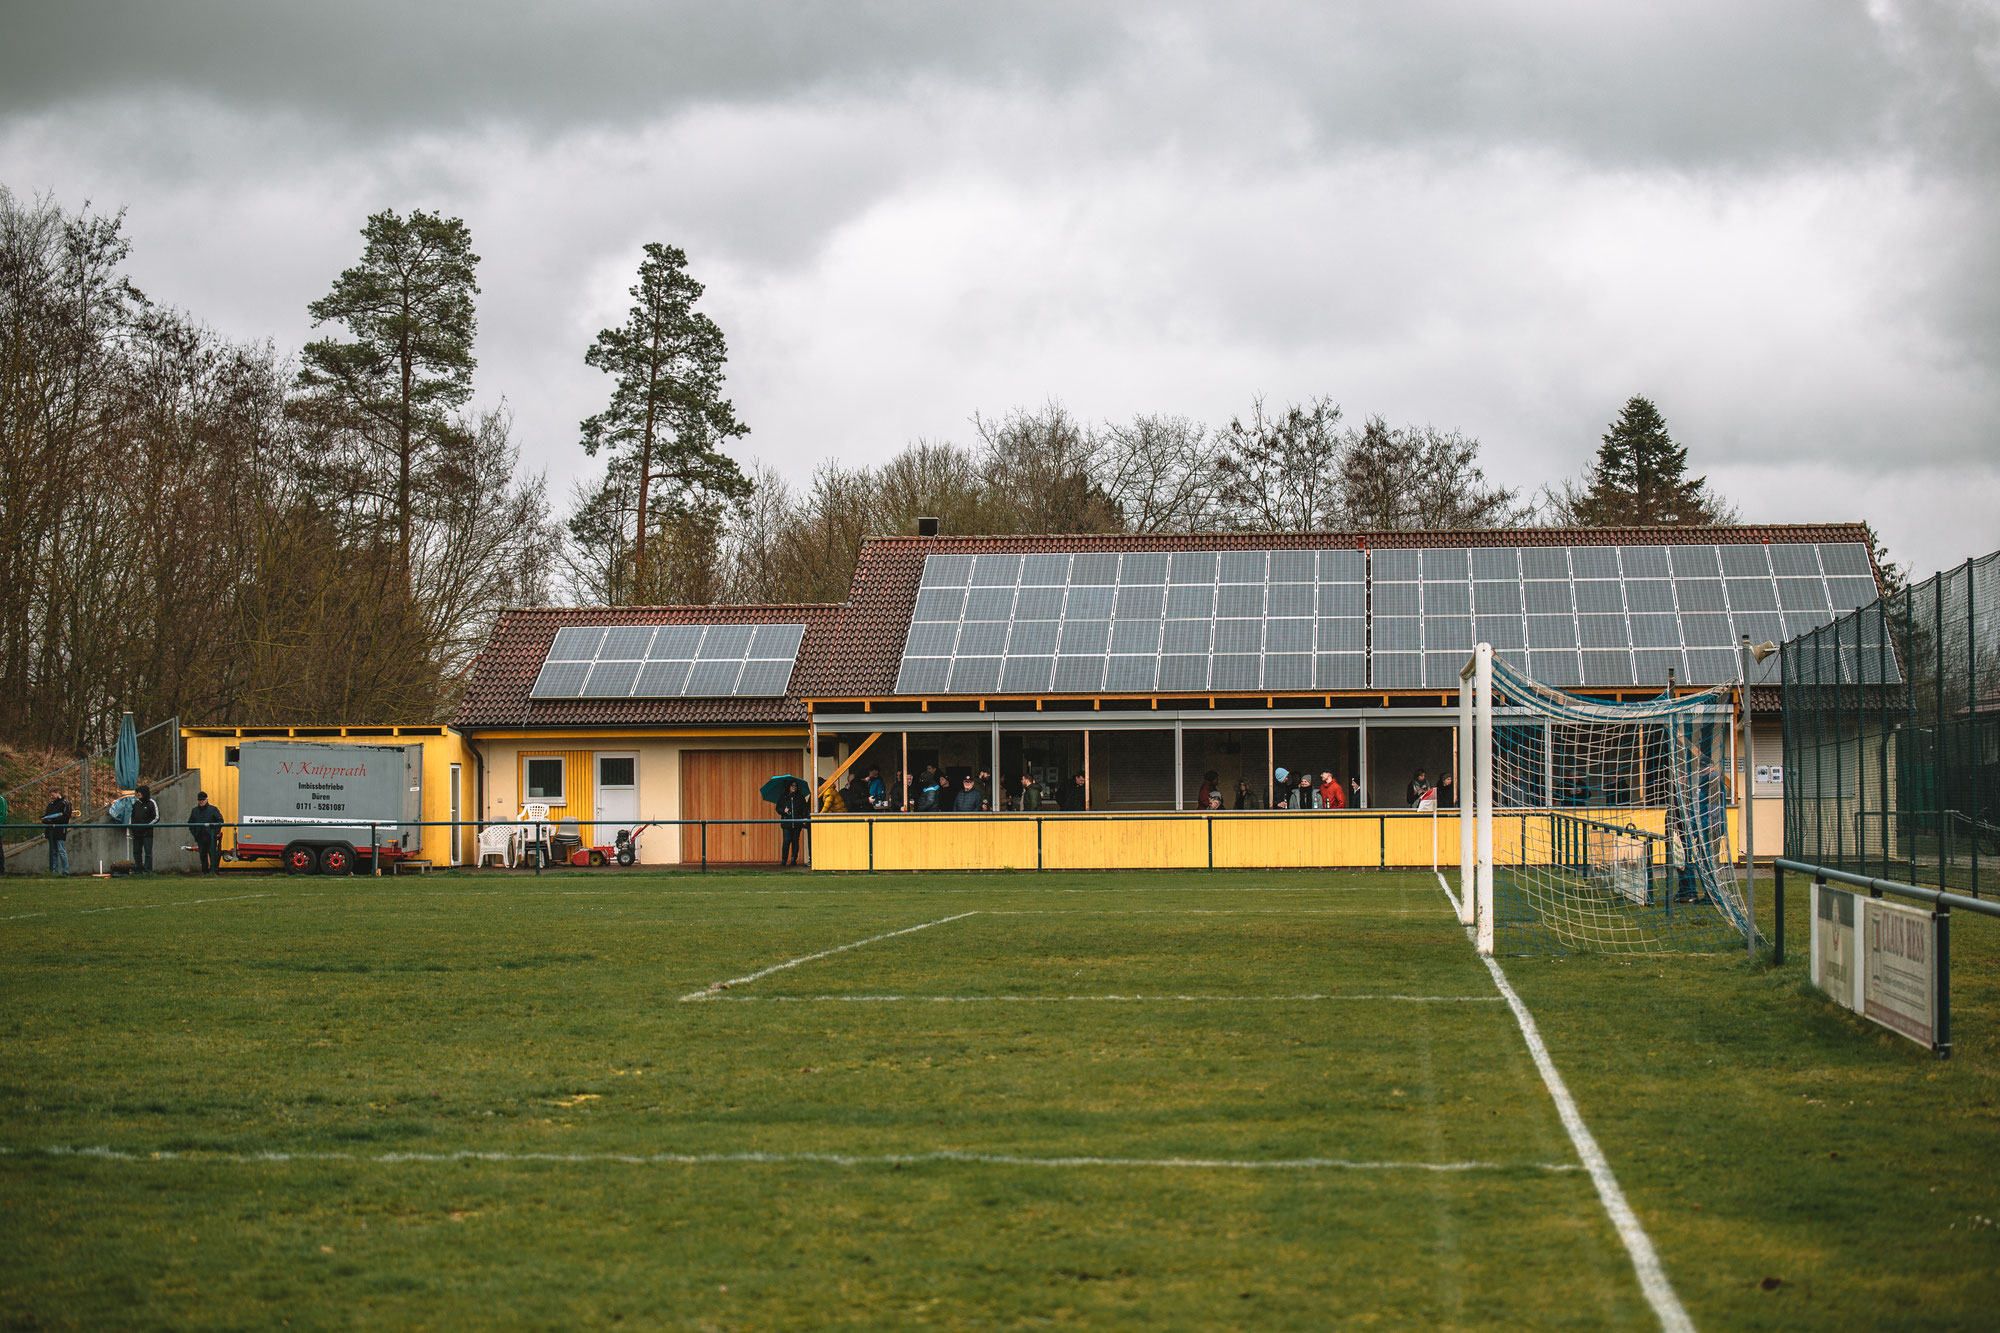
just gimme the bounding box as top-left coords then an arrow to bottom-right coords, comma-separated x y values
299,209 -> 480,575
580,243 -> 749,602
1547,396 -> 1736,527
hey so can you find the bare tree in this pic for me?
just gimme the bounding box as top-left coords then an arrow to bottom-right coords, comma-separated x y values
1340,417 -> 1529,530
1096,414 -> 1223,532
975,401 -> 1120,534
1212,395 -> 1346,531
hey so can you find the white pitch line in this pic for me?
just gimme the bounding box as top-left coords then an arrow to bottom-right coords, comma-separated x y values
0,911 -> 50,922
77,893 -> 274,915
5,1145 -> 1580,1173
1436,871 -> 1694,1333
700,993 -> 1505,1004
678,911 -> 980,1001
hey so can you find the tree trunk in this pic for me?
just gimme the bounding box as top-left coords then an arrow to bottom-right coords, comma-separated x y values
398,307 -> 413,580
631,330 -> 661,601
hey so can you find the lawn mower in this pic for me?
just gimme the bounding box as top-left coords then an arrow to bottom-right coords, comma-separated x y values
563,823 -> 650,867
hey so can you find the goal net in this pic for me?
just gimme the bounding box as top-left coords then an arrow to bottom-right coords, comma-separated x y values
1457,646 -> 1754,956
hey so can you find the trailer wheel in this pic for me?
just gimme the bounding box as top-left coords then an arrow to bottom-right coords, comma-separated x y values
318,845 -> 354,876
589,849 -> 607,867
283,843 -> 318,875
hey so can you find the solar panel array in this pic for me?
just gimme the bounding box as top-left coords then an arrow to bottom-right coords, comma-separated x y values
895,544 -> 1881,694
530,623 -> 806,699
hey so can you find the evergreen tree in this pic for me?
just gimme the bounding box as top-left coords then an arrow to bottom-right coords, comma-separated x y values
1547,396 -> 1736,527
580,243 -> 749,602
299,209 -> 480,575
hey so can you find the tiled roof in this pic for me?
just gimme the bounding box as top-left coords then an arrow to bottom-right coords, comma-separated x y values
821,523 -> 1877,705
453,604 -> 847,729
453,524 -> 1871,727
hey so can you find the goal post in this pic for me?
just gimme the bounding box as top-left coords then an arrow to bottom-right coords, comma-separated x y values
1459,642 -> 1754,956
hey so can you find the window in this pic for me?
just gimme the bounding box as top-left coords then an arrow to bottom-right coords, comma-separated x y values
598,756 -> 635,787
525,756 -> 566,801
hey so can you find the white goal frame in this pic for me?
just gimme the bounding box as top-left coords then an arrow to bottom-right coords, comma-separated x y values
1458,645 -> 1495,953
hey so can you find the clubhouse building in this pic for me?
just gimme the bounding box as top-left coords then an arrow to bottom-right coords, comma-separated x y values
182,523 -> 1882,870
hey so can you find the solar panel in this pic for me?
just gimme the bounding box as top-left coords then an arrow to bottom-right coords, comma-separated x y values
893,542 -> 1879,695
530,622 -> 807,699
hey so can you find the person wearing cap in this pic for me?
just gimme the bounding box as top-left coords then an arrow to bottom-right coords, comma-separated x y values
952,773 -> 987,813
188,790 -> 225,874
1271,767 -> 1291,810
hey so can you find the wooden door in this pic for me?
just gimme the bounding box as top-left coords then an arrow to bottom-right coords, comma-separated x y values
681,750 -> 796,864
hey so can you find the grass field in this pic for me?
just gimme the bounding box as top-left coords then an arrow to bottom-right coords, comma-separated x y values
2,867 -> 1997,1330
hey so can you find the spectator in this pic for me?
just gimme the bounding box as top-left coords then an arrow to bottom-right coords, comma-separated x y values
1196,770 -> 1219,811
1295,773 -> 1316,809
865,767 -> 887,810
952,773 -> 987,812
842,770 -> 869,815
1271,767 -> 1291,810
1234,779 -> 1253,810
1406,769 -> 1431,808
1017,773 -> 1044,811
129,783 -> 159,873
41,792 -> 73,875
1438,772 -> 1457,808
778,779 -> 810,867
914,766 -> 943,812
188,790 -> 224,874
1060,773 -> 1087,811
1320,772 -> 1345,810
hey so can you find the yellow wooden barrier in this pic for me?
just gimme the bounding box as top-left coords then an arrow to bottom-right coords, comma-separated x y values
1043,816 -> 1208,870
807,808 -> 1716,873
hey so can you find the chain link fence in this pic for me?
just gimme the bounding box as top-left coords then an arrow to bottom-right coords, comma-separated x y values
1783,551 -> 1999,895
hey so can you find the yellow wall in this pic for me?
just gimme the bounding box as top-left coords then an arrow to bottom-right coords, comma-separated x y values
477,734 -> 806,866
180,727 -> 475,867
810,807 -> 1755,873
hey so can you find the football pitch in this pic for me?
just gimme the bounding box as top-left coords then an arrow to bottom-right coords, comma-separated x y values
3,869 -> 1997,1329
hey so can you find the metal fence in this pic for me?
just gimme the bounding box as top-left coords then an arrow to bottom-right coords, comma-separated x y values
1783,551 -> 1999,895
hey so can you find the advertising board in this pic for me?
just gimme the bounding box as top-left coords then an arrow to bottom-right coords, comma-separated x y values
236,741 -> 423,850
1811,879 -> 1940,1051
1811,881 -> 1858,1011
1863,896 -> 1937,1048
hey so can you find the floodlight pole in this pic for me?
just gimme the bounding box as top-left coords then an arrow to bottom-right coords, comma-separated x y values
1739,633 -> 1756,960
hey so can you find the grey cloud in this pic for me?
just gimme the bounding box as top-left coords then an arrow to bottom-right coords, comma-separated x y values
8,1 -> 1997,171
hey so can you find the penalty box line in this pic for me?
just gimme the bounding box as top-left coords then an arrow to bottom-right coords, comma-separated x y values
7,1145 -> 1581,1173
1435,872 -> 1694,1333
679,910 -> 980,1001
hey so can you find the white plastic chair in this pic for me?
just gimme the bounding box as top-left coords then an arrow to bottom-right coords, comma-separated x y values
476,825 -> 519,868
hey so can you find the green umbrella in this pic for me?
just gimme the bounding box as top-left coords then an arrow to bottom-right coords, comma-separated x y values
760,774 -> 803,806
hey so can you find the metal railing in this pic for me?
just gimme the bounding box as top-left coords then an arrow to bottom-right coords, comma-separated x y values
1773,856 -> 2000,1059
1,716 -> 182,828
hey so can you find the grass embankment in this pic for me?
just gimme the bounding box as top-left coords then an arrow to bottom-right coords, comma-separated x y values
0,869 -> 1993,1329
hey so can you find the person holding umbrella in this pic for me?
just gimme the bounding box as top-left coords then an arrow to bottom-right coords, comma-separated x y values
761,774 -> 811,868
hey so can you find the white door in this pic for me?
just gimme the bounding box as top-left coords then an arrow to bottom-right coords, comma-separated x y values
449,764 -> 463,865
594,753 -> 639,839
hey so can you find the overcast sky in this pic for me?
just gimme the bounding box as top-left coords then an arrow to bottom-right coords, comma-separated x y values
5,1 -> 1997,579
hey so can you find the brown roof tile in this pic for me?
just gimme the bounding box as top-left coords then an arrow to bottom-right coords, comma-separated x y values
454,524 -> 1872,726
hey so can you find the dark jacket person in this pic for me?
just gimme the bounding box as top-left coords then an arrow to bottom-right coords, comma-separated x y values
129,784 -> 160,873
42,794 -> 73,875
188,792 -> 224,874
777,779 -> 810,867
952,775 -> 986,812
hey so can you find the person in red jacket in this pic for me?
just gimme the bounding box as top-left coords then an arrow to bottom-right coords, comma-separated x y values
1320,772 -> 1346,809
